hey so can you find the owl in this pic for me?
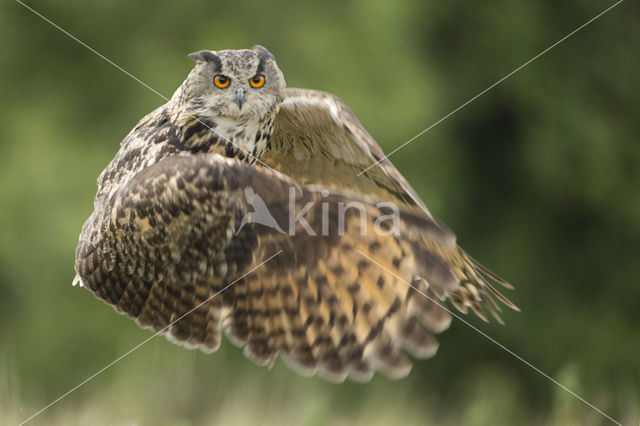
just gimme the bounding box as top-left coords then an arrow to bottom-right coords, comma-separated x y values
74,45 -> 517,382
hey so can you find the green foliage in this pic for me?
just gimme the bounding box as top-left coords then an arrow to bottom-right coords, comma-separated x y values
1,0 -> 638,424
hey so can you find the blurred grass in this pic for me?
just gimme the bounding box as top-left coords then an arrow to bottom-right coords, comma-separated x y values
1,0 -> 639,424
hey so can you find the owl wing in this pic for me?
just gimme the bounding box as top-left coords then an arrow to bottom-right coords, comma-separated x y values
265,87 -> 517,314
75,153 -> 511,381
264,88 -> 432,216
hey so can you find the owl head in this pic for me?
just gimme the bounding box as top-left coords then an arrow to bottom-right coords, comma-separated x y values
177,45 -> 286,123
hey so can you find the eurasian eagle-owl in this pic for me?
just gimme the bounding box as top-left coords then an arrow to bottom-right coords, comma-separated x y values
74,45 -> 517,382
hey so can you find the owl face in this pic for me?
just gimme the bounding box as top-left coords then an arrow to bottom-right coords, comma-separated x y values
182,46 -> 286,123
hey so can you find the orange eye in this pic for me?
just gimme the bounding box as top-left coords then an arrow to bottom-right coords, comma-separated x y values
213,75 -> 230,88
249,74 -> 265,88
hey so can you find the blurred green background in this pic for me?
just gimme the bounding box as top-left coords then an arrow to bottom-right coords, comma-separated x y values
1,0 -> 638,424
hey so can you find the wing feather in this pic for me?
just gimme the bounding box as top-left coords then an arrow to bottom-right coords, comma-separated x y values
265,88 -> 432,216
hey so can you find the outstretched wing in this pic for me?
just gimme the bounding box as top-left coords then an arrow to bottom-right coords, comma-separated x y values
75,153 -> 508,381
264,88 -> 517,318
263,88 -> 432,216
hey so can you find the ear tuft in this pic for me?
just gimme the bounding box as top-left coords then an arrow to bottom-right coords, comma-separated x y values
252,45 -> 275,61
188,50 -> 218,63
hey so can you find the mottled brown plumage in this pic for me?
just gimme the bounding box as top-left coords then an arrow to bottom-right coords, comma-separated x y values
75,46 -> 517,381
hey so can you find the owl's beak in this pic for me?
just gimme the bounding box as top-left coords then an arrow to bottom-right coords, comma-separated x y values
236,87 -> 245,110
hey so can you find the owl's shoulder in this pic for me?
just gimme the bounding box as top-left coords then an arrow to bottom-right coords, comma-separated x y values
96,104 -> 182,200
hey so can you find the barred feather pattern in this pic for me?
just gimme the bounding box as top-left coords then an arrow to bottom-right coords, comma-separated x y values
76,153 -> 515,381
